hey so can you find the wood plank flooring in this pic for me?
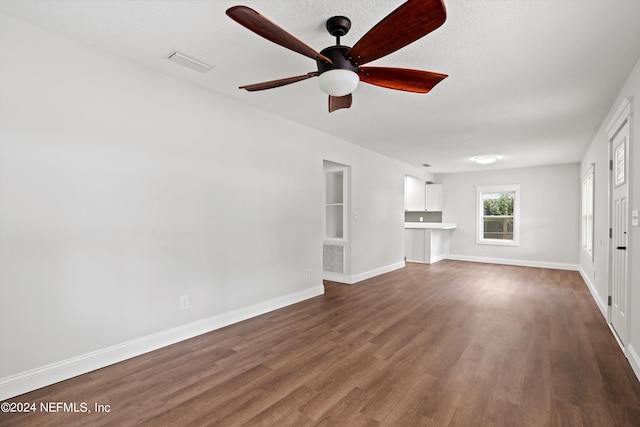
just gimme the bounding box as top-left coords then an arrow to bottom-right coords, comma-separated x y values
2,261 -> 640,426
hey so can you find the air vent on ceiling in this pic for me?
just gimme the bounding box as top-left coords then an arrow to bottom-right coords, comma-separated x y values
167,51 -> 213,73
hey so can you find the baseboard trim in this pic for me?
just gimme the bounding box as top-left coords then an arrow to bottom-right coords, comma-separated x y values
448,254 -> 579,271
350,261 -> 405,284
322,271 -> 350,283
323,261 -> 405,285
577,270 -> 639,385
405,255 -> 446,265
608,322 -> 626,354
429,254 -> 447,264
0,285 -> 324,401
628,344 -> 640,383
578,265 -> 607,320
577,267 -> 640,384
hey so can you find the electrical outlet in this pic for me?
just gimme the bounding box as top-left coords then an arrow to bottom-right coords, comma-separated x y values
180,295 -> 189,310
483,246 -> 489,253
308,269 -> 312,279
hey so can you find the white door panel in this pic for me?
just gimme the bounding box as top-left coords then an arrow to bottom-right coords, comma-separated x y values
610,123 -> 629,345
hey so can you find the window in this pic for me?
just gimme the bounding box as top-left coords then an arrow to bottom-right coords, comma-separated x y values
581,164 -> 594,259
476,184 -> 520,246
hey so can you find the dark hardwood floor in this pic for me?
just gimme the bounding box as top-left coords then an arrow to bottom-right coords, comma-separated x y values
2,261 -> 640,426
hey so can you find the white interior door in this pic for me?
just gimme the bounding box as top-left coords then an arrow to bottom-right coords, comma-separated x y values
610,119 -> 630,345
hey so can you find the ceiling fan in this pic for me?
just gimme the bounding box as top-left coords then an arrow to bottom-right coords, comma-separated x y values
226,0 -> 448,112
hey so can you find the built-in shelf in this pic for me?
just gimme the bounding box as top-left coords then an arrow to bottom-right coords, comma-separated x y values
325,169 -> 345,240
325,205 -> 344,239
324,162 -> 349,278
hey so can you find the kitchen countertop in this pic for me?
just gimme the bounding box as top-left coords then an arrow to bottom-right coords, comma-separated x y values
404,222 -> 457,230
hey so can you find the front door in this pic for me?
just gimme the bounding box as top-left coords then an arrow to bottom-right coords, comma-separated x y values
610,117 -> 630,345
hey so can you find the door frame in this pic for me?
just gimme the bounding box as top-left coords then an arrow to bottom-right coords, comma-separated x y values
606,96 -> 633,352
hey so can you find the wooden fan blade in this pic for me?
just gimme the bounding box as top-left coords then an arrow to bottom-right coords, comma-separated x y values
239,72 -> 319,91
348,0 -> 446,66
329,94 -> 352,113
359,67 -> 447,93
226,6 -> 332,64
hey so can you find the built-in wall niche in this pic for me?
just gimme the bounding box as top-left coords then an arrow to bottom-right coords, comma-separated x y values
325,170 -> 344,238
323,160 -> 350,278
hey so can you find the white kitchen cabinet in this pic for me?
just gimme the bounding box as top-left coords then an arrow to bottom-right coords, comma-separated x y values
425,184 -> 442,212
404,175 -> 425,211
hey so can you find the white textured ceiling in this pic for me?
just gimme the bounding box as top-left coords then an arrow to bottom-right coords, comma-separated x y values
2,0 -> 640,173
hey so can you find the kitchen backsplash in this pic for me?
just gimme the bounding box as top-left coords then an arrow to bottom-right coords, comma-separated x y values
405,211 -> 442,223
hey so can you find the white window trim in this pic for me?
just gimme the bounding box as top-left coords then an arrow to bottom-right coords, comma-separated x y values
476,184 -> 521,246
581,164 -> 595,260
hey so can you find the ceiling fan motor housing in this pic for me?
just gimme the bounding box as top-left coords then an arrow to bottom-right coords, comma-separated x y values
317,45 -> 359,75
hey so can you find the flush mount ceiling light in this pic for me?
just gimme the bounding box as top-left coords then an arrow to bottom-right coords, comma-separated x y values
472,155 -> 500,165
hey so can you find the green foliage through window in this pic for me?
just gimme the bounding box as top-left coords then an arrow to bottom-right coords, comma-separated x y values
483,192 -> 515,216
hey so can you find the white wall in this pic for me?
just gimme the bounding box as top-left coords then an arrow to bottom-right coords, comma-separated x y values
580,55 -> 640,379
0,14 -> 421,397
437,164 -> 580,269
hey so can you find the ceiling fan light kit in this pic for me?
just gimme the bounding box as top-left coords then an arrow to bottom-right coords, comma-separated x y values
226,0 -> 448,112
318,69 -> 360,97
316,43 -> 360,97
